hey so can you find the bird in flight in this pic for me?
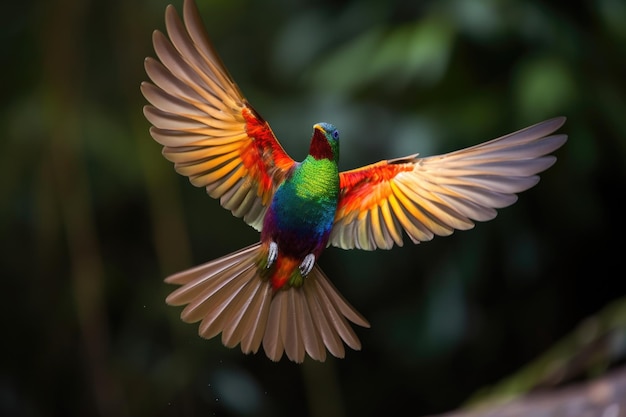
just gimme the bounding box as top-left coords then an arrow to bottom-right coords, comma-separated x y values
141,0 -> 567,363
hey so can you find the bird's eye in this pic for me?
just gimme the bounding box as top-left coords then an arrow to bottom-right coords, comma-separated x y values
332,130 -> 339,140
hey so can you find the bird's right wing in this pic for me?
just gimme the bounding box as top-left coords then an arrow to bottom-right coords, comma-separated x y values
141,0 -> 295,230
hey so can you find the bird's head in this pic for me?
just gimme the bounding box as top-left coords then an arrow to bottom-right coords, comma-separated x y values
309,122 -> 340,161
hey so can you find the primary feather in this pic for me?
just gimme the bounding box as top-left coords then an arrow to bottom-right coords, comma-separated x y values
142,0 -> 567,363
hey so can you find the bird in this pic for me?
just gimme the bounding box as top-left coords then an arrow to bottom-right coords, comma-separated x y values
141,0 -> 567,363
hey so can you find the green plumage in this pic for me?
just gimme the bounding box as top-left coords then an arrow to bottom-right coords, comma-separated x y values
261,125 -> 341,260
277,157 -> 339,230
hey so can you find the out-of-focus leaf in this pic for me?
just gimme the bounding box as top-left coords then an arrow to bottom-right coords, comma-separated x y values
308,26 -> 385,92
445,0 -> 505,40
308,15 -> 454,92
598,0 -> 626,40
513,57 -> 576,120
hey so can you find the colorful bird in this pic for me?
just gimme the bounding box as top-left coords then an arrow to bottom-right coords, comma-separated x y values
141,0 -> 567,363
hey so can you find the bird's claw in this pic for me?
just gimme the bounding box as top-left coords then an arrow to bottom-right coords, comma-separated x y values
267,241 -> 278,268
299,254 -> 315,276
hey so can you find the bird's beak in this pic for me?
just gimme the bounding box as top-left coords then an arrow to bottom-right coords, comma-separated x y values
313,124 -> 326,134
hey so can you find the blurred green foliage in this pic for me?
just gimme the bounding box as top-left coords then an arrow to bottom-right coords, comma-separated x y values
2,0 -> 625,416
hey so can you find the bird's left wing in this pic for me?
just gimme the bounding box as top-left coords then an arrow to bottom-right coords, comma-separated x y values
330,117 -> 567,250
141,0 -> 295,230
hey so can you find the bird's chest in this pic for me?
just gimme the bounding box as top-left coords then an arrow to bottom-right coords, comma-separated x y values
268,159 -> 339,240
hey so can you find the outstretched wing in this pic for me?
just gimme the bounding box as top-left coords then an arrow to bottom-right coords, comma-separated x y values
141,0 -> 295,230
330,117 -> 567,250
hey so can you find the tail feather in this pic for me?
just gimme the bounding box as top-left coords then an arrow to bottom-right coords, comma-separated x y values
294,287 -> 326,361
165,244 -> 259,300
238,282 -> 272,354
221,268 -> 267,348
263,290 -> 287,360
164,243 -> 370,363
178,258 -> 256,322
315,268 -> 371,328
302,275 -> 344,358
196,266 -> 257,340
309,270 -> 362,352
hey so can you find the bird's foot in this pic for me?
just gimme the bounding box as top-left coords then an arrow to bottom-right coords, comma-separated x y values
299,254 -> 315,276
267,241 -> 278,268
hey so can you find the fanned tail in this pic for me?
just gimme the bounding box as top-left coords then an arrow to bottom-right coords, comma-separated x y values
165,243 -> 370,363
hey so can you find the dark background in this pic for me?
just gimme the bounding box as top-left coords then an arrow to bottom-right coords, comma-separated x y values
3,0 -> 625,416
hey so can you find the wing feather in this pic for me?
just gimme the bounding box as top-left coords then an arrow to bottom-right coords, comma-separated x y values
142,0 -> 295,230
330,117 -> 567,250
